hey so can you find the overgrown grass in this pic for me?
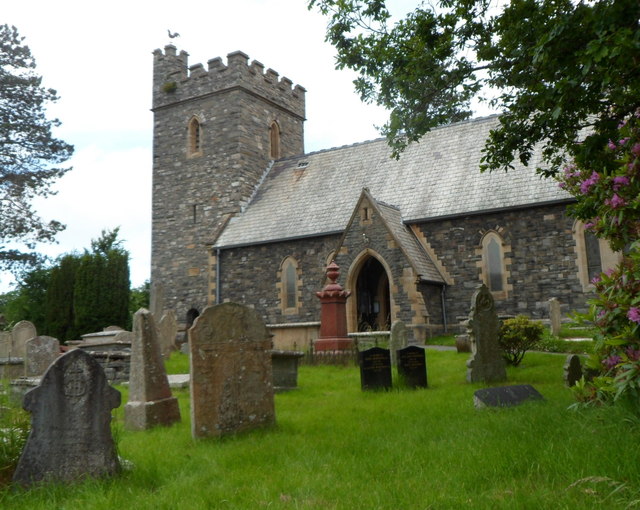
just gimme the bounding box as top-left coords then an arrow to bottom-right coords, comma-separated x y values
2,351 -> 640,509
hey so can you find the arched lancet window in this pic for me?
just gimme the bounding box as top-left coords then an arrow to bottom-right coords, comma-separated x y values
269,121 -> 280,160
481,231 -> 509,297
573,220 -> 622,290
279,256 -> 300,313
188,117 -> 202,156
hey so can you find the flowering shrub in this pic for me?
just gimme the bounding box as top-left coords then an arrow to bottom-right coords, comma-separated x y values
557,112 -> 640,410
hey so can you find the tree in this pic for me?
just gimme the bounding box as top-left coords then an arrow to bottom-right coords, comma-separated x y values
0,24 -> 73,272
73,228 -> 130,335
0,263 -> 52,331
44,254 -> 79,340
309,0 -> 640,174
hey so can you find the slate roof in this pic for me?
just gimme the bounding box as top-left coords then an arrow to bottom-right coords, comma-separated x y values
214,115 -> 572,249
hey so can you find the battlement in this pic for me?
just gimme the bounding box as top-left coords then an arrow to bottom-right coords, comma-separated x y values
152,45 -> 306,117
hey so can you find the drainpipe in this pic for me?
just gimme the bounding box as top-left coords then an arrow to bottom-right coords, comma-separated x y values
216,248 -> 221,304
441,284 -> 448,334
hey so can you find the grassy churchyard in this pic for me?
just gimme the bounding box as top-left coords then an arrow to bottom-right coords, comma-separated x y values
2,349 -> 640,509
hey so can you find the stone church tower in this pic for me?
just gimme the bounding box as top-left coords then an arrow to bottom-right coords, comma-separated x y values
150,46 -> 306,324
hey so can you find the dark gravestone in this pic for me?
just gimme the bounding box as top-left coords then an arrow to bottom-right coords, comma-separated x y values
397,345 -> 428,388
473,384 -> 544,409
13,349 -> 121,486
563,354 -> 583,387
359,347 -> 392,391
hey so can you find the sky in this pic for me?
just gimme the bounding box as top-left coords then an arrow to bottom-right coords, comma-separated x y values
1,0 -> 492,293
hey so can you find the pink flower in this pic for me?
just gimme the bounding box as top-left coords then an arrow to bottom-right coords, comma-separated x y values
628,307 -> 640,324
584,221 -> 595,230
632,143 -> 640,157
580,172 -> 600,194
626,346 -> 640,361
605,193 -> 626,209
603,354 -> 622,370
613,176 -> 630,191
608,140 -> 617,150
620,137 -> 630,146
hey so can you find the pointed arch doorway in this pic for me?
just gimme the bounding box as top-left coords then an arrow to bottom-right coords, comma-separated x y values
347,253 -> 392,332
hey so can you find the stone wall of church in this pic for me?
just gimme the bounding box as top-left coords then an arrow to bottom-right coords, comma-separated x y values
415,203 -> 589,329
216,235 -> 340,325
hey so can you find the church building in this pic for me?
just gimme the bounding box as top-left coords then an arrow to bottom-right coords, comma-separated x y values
150,46 -> 620,346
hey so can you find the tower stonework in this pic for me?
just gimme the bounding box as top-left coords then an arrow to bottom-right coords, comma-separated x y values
151,46 -> 306,324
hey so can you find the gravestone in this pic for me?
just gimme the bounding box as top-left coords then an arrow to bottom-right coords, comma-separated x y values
125,309 -> 181,430
389,320 -> 408,366
455,334 -> 471,353
12,349 -> 121,486
359,347 -> 392,391
0,331 -> 12,357
150,281 -> 165,321
25,336 -> 60,376
473,384 -> 544,409
12,320 -> 37,359
397,345 -> 428,388
158,310 -> 178,357
189,302 -> 275,438
549,298 -> 561,336
103,325 -> 123,332
563,354 -> 583,387
466,284 -> 507,383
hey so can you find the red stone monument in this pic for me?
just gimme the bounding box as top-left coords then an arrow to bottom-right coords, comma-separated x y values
314,262 -> 352,351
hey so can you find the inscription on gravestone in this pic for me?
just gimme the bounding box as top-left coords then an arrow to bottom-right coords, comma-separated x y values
189,302 -> 275,438
397,345 -> 428,388
359,347 -> 392,391
13,349 -> 121,486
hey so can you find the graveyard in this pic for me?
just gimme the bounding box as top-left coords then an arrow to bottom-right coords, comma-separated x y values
2,350 -> 640,509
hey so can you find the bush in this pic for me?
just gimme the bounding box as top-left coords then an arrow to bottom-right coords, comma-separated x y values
498,315 -> 545,366
0,387 -> 30,486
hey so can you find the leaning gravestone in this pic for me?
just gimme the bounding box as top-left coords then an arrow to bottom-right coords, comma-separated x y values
397,345 -> 428,388
158,310 -> 178,357
389,320 -> 408,367
189,302 -> 275,438
12,349 -> 121,486
549,298 -> 562,336
12,320 -> 37,359
125,309 -> 181,430
466,284 -> 507,383
563,354 -> 583,387
359,347 -> 392,391
473,384 -> 544,409
25,336 -> 60,376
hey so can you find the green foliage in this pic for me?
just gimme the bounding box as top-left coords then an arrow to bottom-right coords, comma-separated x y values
498,315 -> 544,366
73,229 -> 130,335
0,385 -> 30,485
44,254 -> 79,341
128,280 -> 149,329
0,24 -> 73,272
0,264 -> 51,331
161,81 -> 177,93
309,0 -> 640,173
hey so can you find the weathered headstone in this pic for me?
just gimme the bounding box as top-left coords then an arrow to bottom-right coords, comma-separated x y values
455,334 -> 471,353
12,349 -> 121,486
359,347 -> 392,391
0,331 -> 12,357
549,298 -> 561,336
397,345 -> 428,388
466,284 -> 507,383
189,302 -> 275,438
158,310 -> 178,357
389,320 -> 408,366
25,336 -> 60,376
12,320 -> 37,359
563,354 -> 583,387
150,281 -> 165,322
125,309 -> 181,430
473,384 -> 544,409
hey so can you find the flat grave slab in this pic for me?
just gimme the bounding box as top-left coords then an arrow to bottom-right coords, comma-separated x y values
473,384 -> 544,409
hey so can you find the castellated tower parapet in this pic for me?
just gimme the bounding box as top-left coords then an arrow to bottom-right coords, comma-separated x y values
152,46 -> 305,119
150,45 -> 306,327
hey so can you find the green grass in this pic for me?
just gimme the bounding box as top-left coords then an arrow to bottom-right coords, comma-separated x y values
2,351 -> 640,509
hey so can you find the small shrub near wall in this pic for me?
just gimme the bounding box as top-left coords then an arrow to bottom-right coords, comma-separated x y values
499,315 -> 545,366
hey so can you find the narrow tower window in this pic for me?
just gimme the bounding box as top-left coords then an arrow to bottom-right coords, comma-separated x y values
270,121 -> 280,160
188,117 -> 202,156
279,256 -> 301,314
480,231 -> 509,298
